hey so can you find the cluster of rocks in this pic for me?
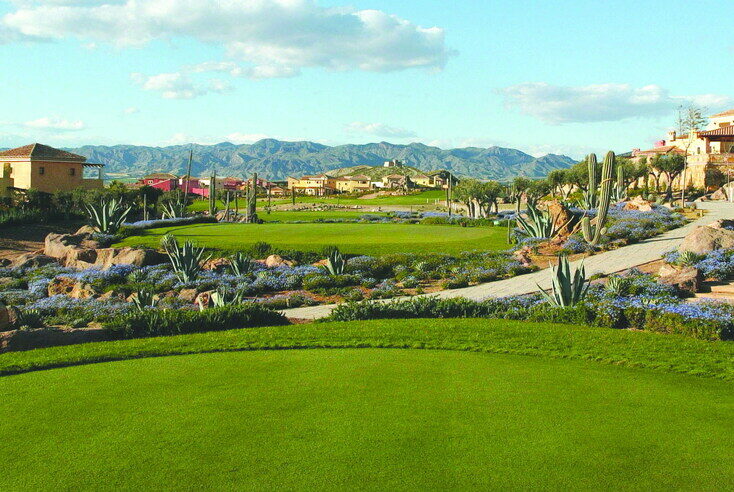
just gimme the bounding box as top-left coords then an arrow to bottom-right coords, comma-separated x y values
657,219 -> 734,296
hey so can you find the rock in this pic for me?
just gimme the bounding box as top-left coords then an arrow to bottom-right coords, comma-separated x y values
0,305 -> 21,330
622,196 -> 654,212
194,290 -> 216,308
202,257 -> 230,272
47,277 -> 98,299
710,186 -> 730,201
707,219 -> 734,230
75,225 -> 98,235
8,253 -> 58,270
265,255 -> 296,268
658,266 -> 703,295
312,259 -> 329,268
513,246 -> 533,267
47,277 -> 76,297
98,290 -> 126,301
45,232 -> 166,270
0,326 -> 110,353
679,226 -> 734,254
178,288 -> 199,303
546,200 -> 575,238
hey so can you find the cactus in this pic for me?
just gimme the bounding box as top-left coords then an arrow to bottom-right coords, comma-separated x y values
208,172 -> 217,216
581,153 -> 598,209
612,163 -> 627,202
581,151 -> 614,246
246,173 -> 258,223
131,288 -> 158,312
537,255 -> 589,307
229,252 -> 253,276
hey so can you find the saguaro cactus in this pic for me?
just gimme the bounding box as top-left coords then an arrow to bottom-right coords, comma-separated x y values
581,151 -> 614,246
582,153 -> 598,209
208,171 -> 217,216
246,173 -> 258,223
614,164 -> 627,201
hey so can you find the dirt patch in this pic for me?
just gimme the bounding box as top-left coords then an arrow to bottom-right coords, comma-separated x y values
0,222 -> 82,262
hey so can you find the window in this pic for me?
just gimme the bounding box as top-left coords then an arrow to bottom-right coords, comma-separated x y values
39,166 -> 45,175
69,168 -> 76,176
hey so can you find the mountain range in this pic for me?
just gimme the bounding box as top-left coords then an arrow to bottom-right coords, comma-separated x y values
64,139 -> 577,181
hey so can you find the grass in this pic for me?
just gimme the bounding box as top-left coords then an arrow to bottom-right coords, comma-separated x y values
1,319 -> 733,489
187,189 -> 447,212
116,222 -> 509,255
258,209 -> 387,222
1,318 -> 732,379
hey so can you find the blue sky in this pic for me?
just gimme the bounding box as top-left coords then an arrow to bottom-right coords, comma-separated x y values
1,0 -> 732,159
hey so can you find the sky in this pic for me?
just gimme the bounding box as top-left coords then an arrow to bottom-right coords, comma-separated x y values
1,0 -> 733,159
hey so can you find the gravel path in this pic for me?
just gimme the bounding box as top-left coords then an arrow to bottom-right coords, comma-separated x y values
282,202 -> 734,320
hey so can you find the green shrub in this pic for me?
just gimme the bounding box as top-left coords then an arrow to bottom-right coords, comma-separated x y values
103,304 -> 288,339
248,241 -> 272,258
302,273 -> 360,292
441,276 -> 470,289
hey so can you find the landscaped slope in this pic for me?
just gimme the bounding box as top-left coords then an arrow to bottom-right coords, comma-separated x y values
1,340 -> 732,490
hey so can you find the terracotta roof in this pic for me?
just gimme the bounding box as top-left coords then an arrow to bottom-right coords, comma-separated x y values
698,126 -> 734,137
636,145 -> 686,155
0,143 -> 86,161
144,172 -> 178,179
710,109 -> 734,118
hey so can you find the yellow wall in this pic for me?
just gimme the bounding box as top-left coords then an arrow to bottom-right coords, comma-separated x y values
2,159 -> 102,193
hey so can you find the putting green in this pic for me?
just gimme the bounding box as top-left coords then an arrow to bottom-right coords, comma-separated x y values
117,222 -> 509,255
1,348 -> 732,490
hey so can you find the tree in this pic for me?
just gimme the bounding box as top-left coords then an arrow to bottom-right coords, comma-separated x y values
677,104 -> 708,204
547,169 -> 568,198
651,154 -> 686,200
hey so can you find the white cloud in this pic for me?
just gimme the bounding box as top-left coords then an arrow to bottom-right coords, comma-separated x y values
123,106 -> 139,115
131,71 -> 233,99
24,116 -> 85,131
499,82 -> 733,124
2,0 -> 451,76
224,132 -> 271,144
346,121 -> 417,139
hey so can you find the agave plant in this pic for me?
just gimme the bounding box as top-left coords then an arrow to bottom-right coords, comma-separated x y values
14,307 -> 43,329
161,234 -> 209,283
160,198 -> 188,219
197,287 -> 245,311
83,197 -> 131,234
229,252 -> 254,276
537,255 -> 589,307
321,248 -> 346,275
676,250 -> 704,267
131,288 -> 159,312
516,202 -> 556,239
604,275 -> 631,296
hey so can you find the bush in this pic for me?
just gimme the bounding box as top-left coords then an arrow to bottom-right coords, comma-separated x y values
103,303 -> 288,339
248,241 -> 273,258
302,273 -> 359,292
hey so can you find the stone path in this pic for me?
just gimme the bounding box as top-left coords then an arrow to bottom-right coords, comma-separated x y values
281,202 -> 734,320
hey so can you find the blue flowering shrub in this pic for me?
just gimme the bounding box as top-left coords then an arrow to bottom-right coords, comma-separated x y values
664,249 -> 734,281
329,270 -> 734,341
604,204 -> 686,243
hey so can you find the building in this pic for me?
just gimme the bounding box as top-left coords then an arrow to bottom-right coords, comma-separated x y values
287,174 -> 338,196
335,174 -> 372,193
138,173 -> 179,191
632,109 -> 734,189
383,159 -> 403,168
0,143 -> 104,194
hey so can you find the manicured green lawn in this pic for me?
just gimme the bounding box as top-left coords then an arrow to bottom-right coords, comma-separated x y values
116,222 -> 508,255
259,209 -> 386,222
188,189 -> 447,212
2,321 -> 733,490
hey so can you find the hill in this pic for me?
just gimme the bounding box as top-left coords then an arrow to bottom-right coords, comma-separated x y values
66,139 -> 576,181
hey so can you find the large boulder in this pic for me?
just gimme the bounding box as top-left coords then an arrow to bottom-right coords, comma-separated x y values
0,326 -> 110,353
265,255 -> 296,268
658,265 -> 704,296
623,196 -> 654,212
9,253 -> 58,270
75,225 -> 97,235
707,219 -> 734,230
0,305 -> 21,331
710,187 -> 728,201
546,200 -> 575,238
47,277 -> 98,299
45,232 -> 166,269
202,257 -> 230,272
679,226 -> 734,254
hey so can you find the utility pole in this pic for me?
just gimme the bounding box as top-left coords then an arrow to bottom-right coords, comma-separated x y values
184,147 -> 193,197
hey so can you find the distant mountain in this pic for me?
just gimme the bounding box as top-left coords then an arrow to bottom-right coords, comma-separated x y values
66,139 -> 577,181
